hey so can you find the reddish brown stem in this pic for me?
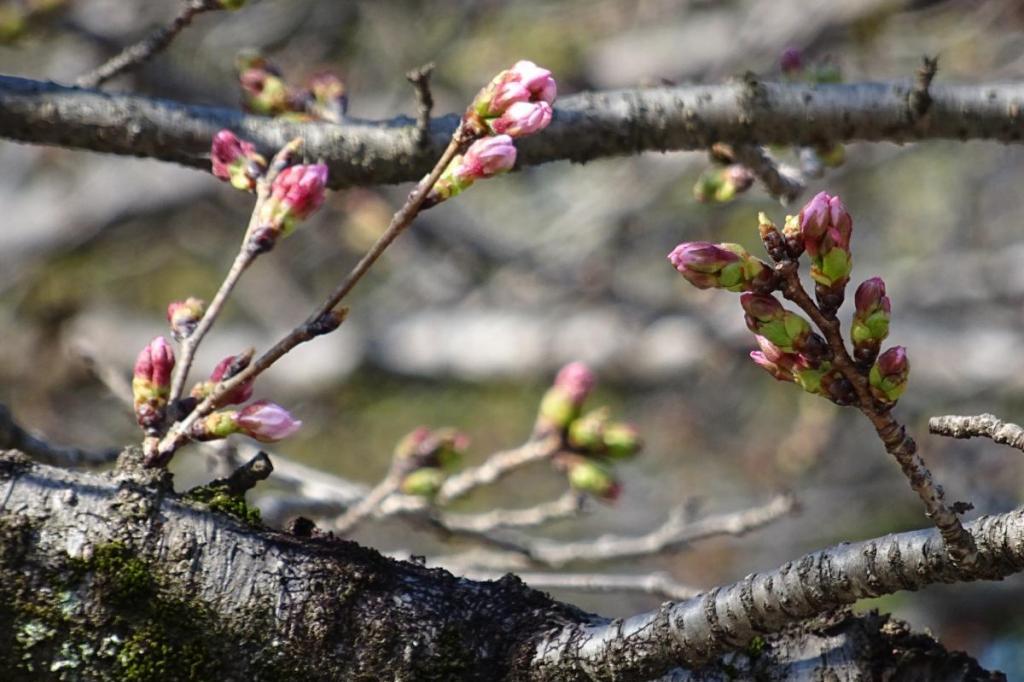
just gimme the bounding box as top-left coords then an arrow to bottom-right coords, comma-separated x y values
777,263 -> 977,566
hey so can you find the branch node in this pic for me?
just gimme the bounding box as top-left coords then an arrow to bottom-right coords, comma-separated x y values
406,62 -> 436,149
909,55 -> 939,120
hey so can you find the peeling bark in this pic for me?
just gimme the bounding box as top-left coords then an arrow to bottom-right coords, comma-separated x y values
0,450 -> 1008,680
1,75 -> 1023,189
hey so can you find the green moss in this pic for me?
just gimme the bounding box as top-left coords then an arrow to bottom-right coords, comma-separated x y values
91,543 -> 156,606
183,485 -> 262,526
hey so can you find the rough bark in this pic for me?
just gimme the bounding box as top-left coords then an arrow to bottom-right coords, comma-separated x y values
0,450 -> 1007,680
1,75 -> 1023,188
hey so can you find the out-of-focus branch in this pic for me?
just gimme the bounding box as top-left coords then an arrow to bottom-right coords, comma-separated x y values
454,568 -> 701,602
435,435 -> 562,504
0,404 -> 119,467
75,1 -> 231,89
437,491 -> 585,533
5,76 -> 1024,189
729,144 -> 804,204
930,413 -> 1024,452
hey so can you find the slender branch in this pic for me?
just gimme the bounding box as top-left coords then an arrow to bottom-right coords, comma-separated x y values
729,144 -> 804,204
331,467 -> 405,535
526,504 -> 1024,680
153,126 -> 470,463
435,435 -> 562,505
777,263 -> 978,565
0,404 -> 119,467
75,1 -> 226,89
454,568 -> 701,602
476,494 -> 797,569
5,76 -> 1024,189
930,413 -> 1024,452
437,491 -> 585,533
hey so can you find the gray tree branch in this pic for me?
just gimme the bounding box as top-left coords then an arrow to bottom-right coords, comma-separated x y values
2,74 -> 1024,189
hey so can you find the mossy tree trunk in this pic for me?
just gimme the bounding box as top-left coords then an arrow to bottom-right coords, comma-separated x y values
0,451 -> 1003,681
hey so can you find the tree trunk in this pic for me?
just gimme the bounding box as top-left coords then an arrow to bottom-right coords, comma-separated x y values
0,450 -> 1003,681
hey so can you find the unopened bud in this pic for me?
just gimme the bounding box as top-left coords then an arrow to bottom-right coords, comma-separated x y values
211,130 -> 266,191
568,407 -> 609,452
740,293 -> 814,353
427,136 -> 517,205
603,422 -> 642,460
132,337 -> 175,432
470,60 -> 556,122
400,467 -> 446,497
166,297 -> 206,340
869,346 -> 910,406
488,100 -> 552,137
851,277 -> 891,364
191,350 -> 255,406
668,242 -> 773,292
234,400 -> 302,442
536,361 -> 596,434
564,455 -> 620,502
257,163 -> 329,240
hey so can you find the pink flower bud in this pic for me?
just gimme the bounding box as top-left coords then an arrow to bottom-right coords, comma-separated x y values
555,361 -> 596,408
458,135 -> 517,181
509,60 -> 557,104
258,163 -> 329,238
134,336 -> 175,388
234,400 -> 302,442
166,297 -> 206,340
869,346 -> 910,405
740,292 -> 785,322
668,242 -> 772,292
132,336 -> 175,431
211,130 -> 265,191
780,47 -> 803,75
489,101 -> 553,137
798,191 -> 852,256
205,352 -> 255,406
854,277 -> 890,316
669,242 -> 741,274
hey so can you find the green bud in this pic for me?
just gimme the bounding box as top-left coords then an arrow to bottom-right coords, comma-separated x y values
568,408 -> 609,452
603,422 -> 642,460
400,468 -> 446,498
567,458 -> 620,501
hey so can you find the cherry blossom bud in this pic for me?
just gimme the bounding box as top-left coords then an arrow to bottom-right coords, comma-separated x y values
395,427 -> 468,470
536,362 -> 596,434
568,407 -> 609,452
471,60 -> 557,120
693,165 -> 754,203
257,163 -> 329,242
603,422 -> 642,460
851,277 -> 891,364
563,455 -> 620,502
400,467 -> 446,497
234,400 -> 302,442
307,72 -> 347,122
869,346 -> 910,406
668,242 -> 773,292
132,337 -> 175,431
211,130 -> 266,191
239,67 -> 293,116
798,191 -> 853,284
191,411 -> 240,441
740,293 -> 818,354
427,136 -> 517,205
191,350 -> 255,406
780,47 -> 803,76
166,297 -> 206,341
489,100 -> 553,137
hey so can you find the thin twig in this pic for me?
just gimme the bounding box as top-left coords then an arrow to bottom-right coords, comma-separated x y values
154,125 -> 472,464
449,494 -> 796,569
729,144 -> 804,204
909,55 -> 939,120
331,467 -> 405,535
777,263 -> 977,565
435,435 -> 562,505
452,568 -> 702,601
0,404 -> 119,467
75,0 -> 226,89
929,413 -> 1024,452
437,491 -> 585,533
406,63 -> 435,149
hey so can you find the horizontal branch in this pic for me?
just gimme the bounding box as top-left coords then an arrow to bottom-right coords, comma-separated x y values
455,569 -> 701,602
3,75 -> 1024,188
929,413 -> 1024,452
527,503 -> 1024,680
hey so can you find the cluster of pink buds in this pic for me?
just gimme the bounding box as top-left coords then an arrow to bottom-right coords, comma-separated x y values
467,60 -> 556,137
132,337 -> 175,433
166,297 -> 206,341
254,162 -> 329,249
394,426 -> 470,497
237,54 -> 347,123
536,362 -> 642,502
426,61 -> 556,207
192,400 -> 302,443
669,191 -> 910,410
211,130 -> 267,192
667,242 -> 775,292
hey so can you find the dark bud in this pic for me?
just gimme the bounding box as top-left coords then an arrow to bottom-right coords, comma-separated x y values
814,282 -> 845,318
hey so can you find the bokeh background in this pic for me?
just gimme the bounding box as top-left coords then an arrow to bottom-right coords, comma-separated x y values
3,0 -> 1024,674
